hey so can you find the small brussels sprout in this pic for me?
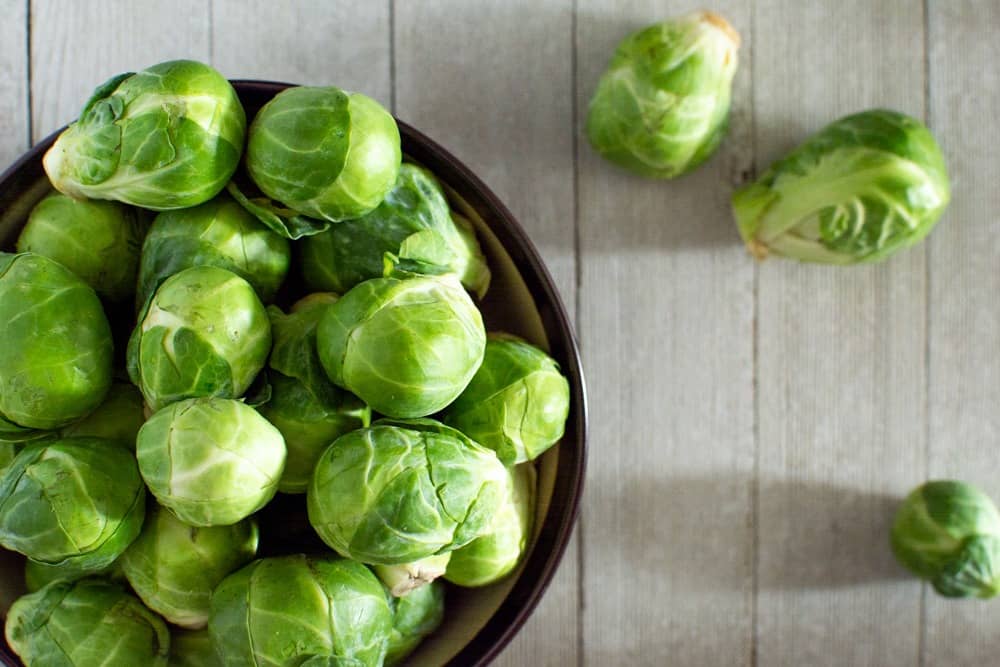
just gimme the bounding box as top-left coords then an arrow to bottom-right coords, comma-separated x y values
136,397 -> 285,526
209,555 -> 392,666
0,252 -> 112,430
121,504 -> 258,628
24,556 -> 123,593
0,438 -> 145,571
375,553 -> 451,597
61,381 -> 145,448
5,578 -> 170,666
128,266 -> 272,412
445,334 -> 570,465
308,418 -> 507,565
169,629 -> 221,667
300,163 -> 490,297
246,85 -> 401,223
586,11 -> 740,178
892,480 -> 1000,598
384,580 -> 445,666
733,109 -> 951,263
43,59 -> 245,210
136,193 -> 290,307
317,274 -> 486,418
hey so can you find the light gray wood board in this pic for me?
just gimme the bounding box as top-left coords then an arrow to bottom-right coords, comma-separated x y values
926,1 -> 1000,664
577,2 -> 754,665
753,1 -> 927,665
393,2 -> 579,664
0,0 -> 27,165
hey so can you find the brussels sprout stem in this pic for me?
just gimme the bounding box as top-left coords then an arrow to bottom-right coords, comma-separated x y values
375,554 -> 452,597
701,11 -> 741,48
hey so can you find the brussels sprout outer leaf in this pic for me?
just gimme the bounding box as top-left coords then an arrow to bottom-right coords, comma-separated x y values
226,181 -> 331,240
384,580 -> 445,666
931,534 -> 1000,599
24,556 -> 125,593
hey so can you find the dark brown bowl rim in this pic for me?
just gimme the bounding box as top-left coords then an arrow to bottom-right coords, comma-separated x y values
0,79 -> 587,667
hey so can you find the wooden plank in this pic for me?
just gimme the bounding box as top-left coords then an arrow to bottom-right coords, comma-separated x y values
753,2 -> 926,665
576,2 -> 754,664
0,0 -> 27,164
925,2 -> 1000,664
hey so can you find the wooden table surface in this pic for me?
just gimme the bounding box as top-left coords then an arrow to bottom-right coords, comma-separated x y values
4,1 -> 998,665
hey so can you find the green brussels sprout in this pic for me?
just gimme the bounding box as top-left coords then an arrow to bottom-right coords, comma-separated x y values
136,397 -> 285,526
121,503 -> 258,628
317,274 -> 486,418
446,463 -> 534,587
5,578 -> 170,666
586,11 -> 740,178
61,381 -> 145,448
209,555 -> 392,666
0,438 -> 145,571
445,334 -> 570,465
308,418 -> 507,565
384,580 -> 445,666
24,556 -> 123,593
300,163 -> 490,297
0,252 -> 112,430
128,266 -> 272,412
42,59 -> 245,211
246,85 -> 401,223
16,193 -> 148,302
891,480 -> 1000,598
733,109 -> 951,263
169,629 -> 221,667
137,193 -> 290,307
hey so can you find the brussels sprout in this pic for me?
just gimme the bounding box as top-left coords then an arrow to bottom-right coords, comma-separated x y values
5,578 -> 170,666
317,274 -> 486,418
128,266 -> 272,411
246,85 -> 401,223
0,253 -> 112,430
137,193 -> 290,307
446,463 -> 535,587
0,438 -> 144,571
445,334 -> 570,465
209,555 -> 392,666
586,11 -> 740,178
375,553 -> 451,597
42,59 -> 245,211
169,629 -> 221,667
24,556 -> 123,593
121,504 -> 258,628
61,381 -> 145,448
892,480 -> 1000,598
733,109 -> 951,263
300,163 -> 491,297
136,397 -> 285,526
384,580 -> 445,666
0,441 -> 20,478
307,418 -> 506,565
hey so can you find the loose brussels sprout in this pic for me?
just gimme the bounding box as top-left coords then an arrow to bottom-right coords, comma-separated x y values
43,59 -> 245,210
586,11 -> 740,178
209,555 -> 392,666
0,252 -> 112,430
0,438 -> 145,571
5,578 -> 170,666
317,274 -> 486,418
733,109 -> 951,263
299,163 -> 490,297
384,580 -> 445,666
121,504 -> 258,628
892,480 -> 1000,598
169,629 -> 221,667
61,381 -> 145,448
24,556 -> 123,593
308,418 -> 507,565
128,266 -> 271,411
445,334 -> 570,465
137,193 -> 290,307
375,553 -> 451,597
246,85 -> 401,223
136,397 -> 285,526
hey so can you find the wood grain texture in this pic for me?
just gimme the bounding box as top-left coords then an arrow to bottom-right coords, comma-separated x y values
0,0 -> 27,164
753,2 -> 927,665
576,2 -> 754,665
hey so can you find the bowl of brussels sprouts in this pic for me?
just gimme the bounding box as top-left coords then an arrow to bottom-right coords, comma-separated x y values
0,64 -> 586,667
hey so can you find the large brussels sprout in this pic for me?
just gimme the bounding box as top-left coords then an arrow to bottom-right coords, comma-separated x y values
137,193 -> 290,307
317,274 -> 486,418
136,397 -> 285,526
128,266 -> 271,411
445,333 -> 570,465
169,629 -> 221,667
0,438 -> 145,571
209,555 -> 392,666
733,109 -> 951,263
300,163 -> 490,297
121,503 -> 258,628
308,418 -> 507,565
586,11 -> 740,178
0,253 -> 112,430
5,578 -> 170,666
246,85 -> 401,224
384,580 -> 445,666
61,381 -> 145,448
42,59 -> 245,210
892,480 -> 1000,598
